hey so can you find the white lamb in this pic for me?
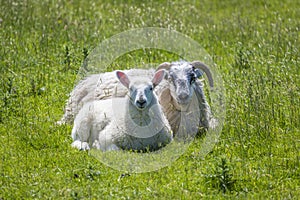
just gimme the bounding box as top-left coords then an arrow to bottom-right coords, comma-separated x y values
58,69 -> 155,125
71,69 -> 173,151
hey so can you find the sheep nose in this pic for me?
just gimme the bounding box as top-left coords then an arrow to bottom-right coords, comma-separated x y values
178,92 -> 189,100
135,93 -> 147,108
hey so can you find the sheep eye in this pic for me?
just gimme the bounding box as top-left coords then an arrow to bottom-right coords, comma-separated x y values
190,76 -> 196,84
129,86 -> 135,92
168,76 -> 174,82
149,86 -> 153,91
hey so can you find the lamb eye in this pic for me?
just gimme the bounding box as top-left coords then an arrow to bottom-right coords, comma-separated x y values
149,86 -> 153,91
130,87 -> 135,92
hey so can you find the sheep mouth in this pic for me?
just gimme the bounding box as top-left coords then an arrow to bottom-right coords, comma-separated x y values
176,97 -> 191,105
136,102 -> 147,109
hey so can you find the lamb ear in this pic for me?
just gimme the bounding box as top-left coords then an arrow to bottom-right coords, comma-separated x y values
116,71 -> 130,88
152,69 -> 166,87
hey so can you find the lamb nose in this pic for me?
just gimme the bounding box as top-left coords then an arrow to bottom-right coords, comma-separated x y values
138,95 -> 145,102
138,99 -> 146,104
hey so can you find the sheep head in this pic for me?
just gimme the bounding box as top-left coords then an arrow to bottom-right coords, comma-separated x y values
116,69 -> 165,110
157,61 -> 214,106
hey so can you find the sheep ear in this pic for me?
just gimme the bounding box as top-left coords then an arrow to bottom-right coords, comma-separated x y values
152,69 -> 165,87
116,71 -> 130,88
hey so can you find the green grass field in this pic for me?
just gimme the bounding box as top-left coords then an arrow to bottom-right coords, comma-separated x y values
1,0 -> 299,199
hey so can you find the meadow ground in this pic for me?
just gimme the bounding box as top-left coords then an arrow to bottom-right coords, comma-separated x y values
0,0 -> 299,199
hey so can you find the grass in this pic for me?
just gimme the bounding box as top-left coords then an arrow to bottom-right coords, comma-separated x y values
0,0 -> 299,199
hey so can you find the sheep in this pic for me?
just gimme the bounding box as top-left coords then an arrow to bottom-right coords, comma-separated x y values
155,61 -> 216,136
57,69 -> 155,125
71,69 -> 173,151
59,61 -> 216,137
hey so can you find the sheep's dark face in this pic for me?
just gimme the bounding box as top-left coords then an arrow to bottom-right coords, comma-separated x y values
129,82 -> 154,110
168,63 -> 202,105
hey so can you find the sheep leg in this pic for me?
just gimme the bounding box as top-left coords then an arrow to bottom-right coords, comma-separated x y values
71,104 -> 93,150
95,123 -> 120,151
